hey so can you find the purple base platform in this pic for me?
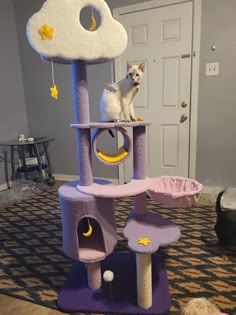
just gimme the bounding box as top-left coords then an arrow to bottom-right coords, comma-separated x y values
57,252 -> 171,314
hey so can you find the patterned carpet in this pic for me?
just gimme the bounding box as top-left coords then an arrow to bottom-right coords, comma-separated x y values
0,191 -> 235,315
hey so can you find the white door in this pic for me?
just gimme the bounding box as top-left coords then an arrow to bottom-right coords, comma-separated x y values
116,1 -> 193,182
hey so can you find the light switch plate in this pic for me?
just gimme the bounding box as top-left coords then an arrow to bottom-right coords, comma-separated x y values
206,62 -> 219,76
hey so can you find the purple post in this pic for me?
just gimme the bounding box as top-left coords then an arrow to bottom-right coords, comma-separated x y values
133,126 -> 147,215
71,60 -> 93,186
134,193 -> 147,215
133,126 -> 146,180
72,60 -> 90,124
86,261 -> 102,290
77,129 -> 93,186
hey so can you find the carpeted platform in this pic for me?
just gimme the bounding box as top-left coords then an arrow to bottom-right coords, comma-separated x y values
58,253 -> 171,314
0,191 -> 235,314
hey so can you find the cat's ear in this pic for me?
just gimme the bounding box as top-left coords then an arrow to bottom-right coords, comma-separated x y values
127,61 -> 132,70
139,63 -> 145,72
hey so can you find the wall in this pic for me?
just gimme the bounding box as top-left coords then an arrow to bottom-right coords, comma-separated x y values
106,0 -> 153,9
0,0 -> 28,186
197,0 -> 236,187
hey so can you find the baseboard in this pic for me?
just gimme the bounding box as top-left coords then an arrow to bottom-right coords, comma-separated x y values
201,185 -> 236,202
53,174 -> 119,184
0,182 -> 11,192
0,175 -> 118,192
201,185 -> 223,194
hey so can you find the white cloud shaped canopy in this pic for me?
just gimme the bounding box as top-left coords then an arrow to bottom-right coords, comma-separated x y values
26,0 -> 128,62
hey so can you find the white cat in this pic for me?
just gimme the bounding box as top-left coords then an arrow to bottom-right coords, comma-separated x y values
100,62 -> 145,122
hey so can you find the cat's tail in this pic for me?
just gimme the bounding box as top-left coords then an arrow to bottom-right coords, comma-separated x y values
108,129 -> 115,138
216,190 -> 225,214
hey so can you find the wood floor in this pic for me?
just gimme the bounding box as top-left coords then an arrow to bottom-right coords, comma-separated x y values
0,294 -> 69,315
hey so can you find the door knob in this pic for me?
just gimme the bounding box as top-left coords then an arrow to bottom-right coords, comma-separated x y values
180,114 -> 188,123
181,101 -> 188,108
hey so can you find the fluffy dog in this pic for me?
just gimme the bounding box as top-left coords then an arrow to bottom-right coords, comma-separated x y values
179,298 -> 228,315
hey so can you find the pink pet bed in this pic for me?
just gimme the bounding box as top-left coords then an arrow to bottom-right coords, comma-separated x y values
148,176 -> 203,208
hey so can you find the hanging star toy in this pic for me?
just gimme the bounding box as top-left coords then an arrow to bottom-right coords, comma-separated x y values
138,237 -> 151,246
50,85 -> 58,100
38,24 -> 54,40
50,59 -> 59,100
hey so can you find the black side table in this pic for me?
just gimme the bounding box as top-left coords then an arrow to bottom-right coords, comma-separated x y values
0,137 -> 55,186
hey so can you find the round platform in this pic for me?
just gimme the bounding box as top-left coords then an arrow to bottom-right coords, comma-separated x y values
123,211 -> 181,254
77,179 -> 150,198
41,55 -> 113,65
71,121 -> 152,129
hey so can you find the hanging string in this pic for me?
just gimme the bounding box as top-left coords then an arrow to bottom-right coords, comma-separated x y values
91,7 -> 94,18
87,217 -> 90,226
111,61 -> 114,83
51,58 -> 55,86
50,58 -> 58,100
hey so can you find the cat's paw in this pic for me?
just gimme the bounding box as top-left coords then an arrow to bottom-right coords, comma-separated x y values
137,116 -> 144,121
131,116 -> 138,122
122,119 -> 132,122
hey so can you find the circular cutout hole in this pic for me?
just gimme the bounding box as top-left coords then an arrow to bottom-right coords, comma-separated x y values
80,6 -> 101,31
92,128 -> 131,165
97,129 -> 117,156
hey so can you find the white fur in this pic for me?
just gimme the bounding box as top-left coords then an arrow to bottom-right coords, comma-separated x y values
100,63 -> 144,122
179,298 -> 228,315
26,0 -> 127,61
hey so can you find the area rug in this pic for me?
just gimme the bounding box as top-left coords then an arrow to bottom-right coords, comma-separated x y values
0,191 -> 235,314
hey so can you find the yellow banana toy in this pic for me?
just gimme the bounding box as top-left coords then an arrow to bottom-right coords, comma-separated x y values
97,147 -> 128,163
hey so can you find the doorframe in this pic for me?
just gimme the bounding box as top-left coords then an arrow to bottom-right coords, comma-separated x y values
113,0 -> 202,183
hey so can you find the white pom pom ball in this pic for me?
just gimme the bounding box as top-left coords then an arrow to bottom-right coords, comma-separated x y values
103,270 -> 114,282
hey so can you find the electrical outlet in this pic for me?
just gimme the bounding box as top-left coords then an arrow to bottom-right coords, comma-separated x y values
206,62 -> 219,76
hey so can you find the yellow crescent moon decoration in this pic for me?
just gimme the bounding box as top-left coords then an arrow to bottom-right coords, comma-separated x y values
83,224 -> 93,237
89,15 -> 97,31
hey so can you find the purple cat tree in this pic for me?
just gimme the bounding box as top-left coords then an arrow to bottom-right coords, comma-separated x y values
26,1 -> 203,314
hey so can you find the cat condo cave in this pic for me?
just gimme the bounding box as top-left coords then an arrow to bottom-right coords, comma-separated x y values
26,0 -> 202,314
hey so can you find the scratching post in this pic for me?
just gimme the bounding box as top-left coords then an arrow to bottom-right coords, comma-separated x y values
86,261 -> 102,289
72,60 -> 93,186
72,60 -> 90,124
133,126 -> 147,215
136,253 -> 152,309
77,128 -> 93,186
134,193 -> 147,215
133,126 -> 146,179
26,0 -> 188,312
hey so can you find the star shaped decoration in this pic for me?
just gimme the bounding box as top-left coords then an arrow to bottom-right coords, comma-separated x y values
50,85 -> 58,100
38,24 -> 54,40
138,237 -> 151,246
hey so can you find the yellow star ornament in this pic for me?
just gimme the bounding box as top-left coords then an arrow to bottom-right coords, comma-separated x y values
38,24 -> 54,40
50,85 -> 58,100
138,237 -> 151,246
